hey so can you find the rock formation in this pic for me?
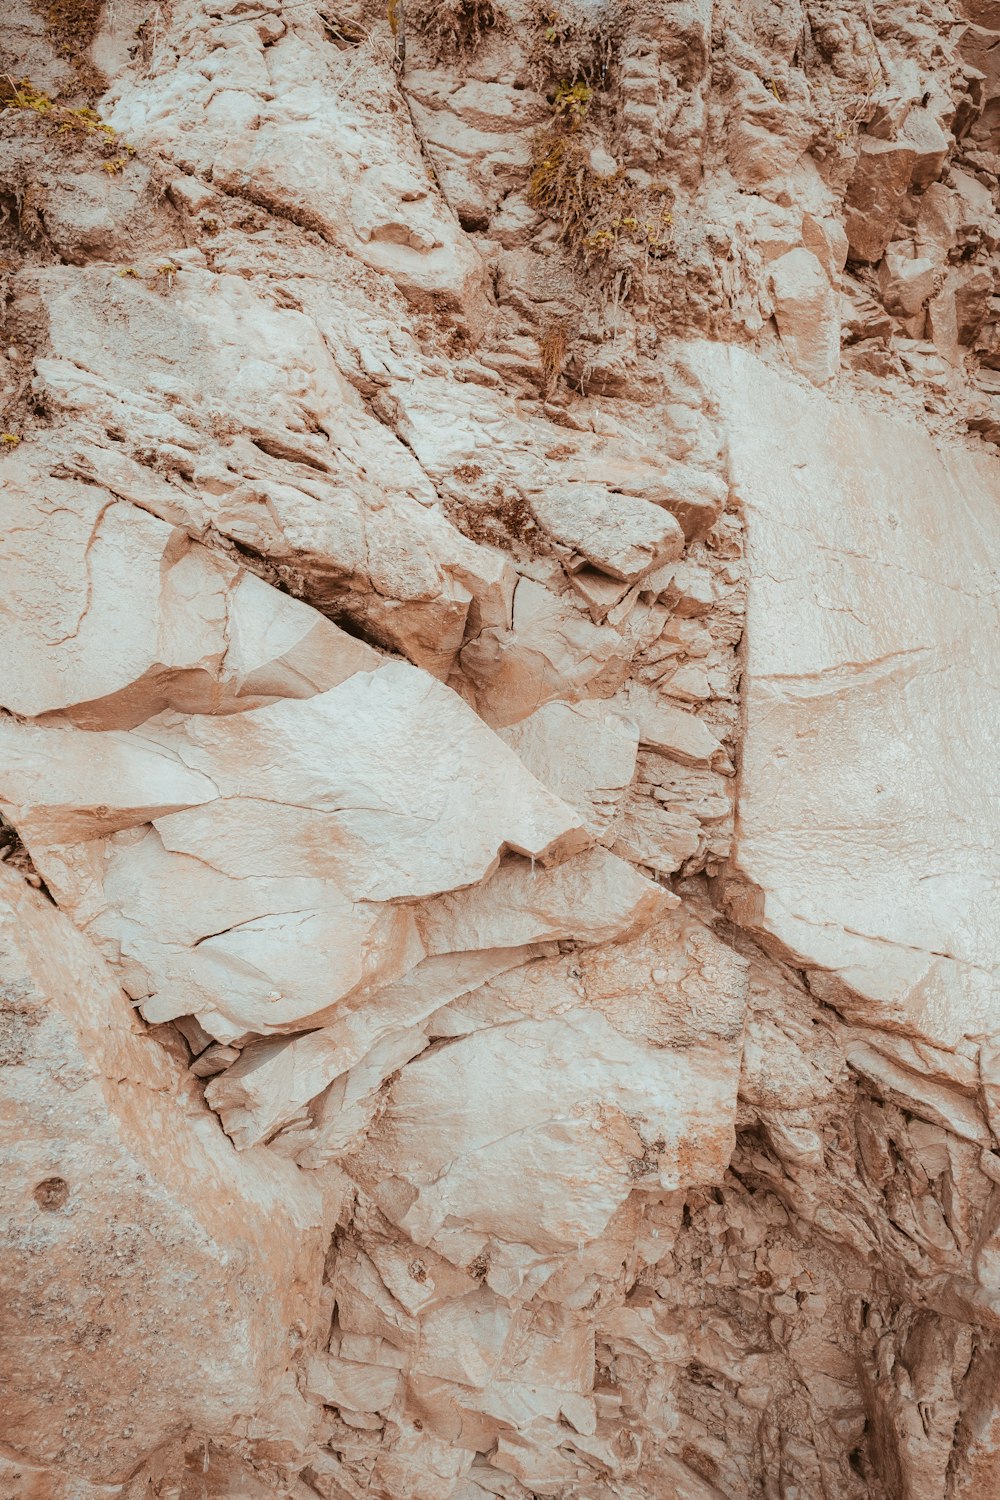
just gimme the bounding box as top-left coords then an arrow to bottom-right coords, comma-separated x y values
2,0 -> 1000,1495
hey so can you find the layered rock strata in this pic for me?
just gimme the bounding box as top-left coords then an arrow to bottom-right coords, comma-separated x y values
2,0 -> 1000,1497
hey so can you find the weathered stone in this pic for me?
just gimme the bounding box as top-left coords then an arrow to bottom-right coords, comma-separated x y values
802,212 -> 850,279
615,682 -> 724,767
700,343 -> 1000,1050
0,866 -> 329,1486
4,0 -> 1000,1489
498,699 -> 639,840
459,577 -> 632,728
899,107 -> 952,190
417,846 -> 674,956
769,248 -> 841,385
845,138 -> 918,262
879,245 -> 938,317
352,967 -> 743,1264
0,458 -> 378,727
529,484 -> 684,581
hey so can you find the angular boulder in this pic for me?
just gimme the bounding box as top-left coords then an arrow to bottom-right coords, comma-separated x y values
844,137 -> 918,262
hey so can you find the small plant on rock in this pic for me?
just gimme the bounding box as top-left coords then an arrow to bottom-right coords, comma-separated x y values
538,323 -> 568,395
409,0 -> 508,57
1,76 -> 137,164
552,78 -> 591,126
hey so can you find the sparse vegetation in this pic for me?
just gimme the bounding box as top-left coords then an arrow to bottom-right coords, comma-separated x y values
0,432 -> 21,447
528,110 -> 673,272
30,0 -> 107,98
524,6 -> 674,297
131,8 -> 169,76
552,78 -> 591,126
0,76 -> 137,164
530,3 -> 618,89
410,0 -> 507,56
445,483 -> 546,555
153,262 -> 180,291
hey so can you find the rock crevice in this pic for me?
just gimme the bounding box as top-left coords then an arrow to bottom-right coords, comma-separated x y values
2,0 -> 1000,1496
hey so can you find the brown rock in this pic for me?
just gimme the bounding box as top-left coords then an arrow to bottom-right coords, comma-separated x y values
768,248 -> 841,385
0,866 -> 329,1485
844,138 -> 918,262
899,108 -> 952,190
879,245 -> 938,317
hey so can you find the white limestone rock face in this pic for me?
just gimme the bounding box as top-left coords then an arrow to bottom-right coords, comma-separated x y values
498,699 -> 639,840
29,264 -> 513,681
701,344 -> 1000,1052
105,20 -> 489,330
0,661 -> 601,1040
335,906 -> 749,1483
6,0 -> 1000,1488
0,456 -> 380,727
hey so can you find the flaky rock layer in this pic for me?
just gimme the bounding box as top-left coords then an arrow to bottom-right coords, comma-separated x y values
2,0 -> 1000,1497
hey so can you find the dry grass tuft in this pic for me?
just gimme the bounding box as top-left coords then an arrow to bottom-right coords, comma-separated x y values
528,128 -> 673,268
538,323 -> 568,394
411,0 -> 508,55
531,3 -> 618,89
30,0 -> 107,98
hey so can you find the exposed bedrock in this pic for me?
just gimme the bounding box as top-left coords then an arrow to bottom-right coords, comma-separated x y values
1,0 -> 1000,1496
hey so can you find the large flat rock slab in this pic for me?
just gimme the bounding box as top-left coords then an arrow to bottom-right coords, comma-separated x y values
699,344 -> 1000,1050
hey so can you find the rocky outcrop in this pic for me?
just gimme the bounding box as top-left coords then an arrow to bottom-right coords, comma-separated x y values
2,0 -> 1000,1496
0,863 -> 333,1490
709,344 -> 1000,1051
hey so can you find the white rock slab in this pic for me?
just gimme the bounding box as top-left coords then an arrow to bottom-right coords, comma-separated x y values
698,342 -> 1000,1050
498,699 -> 639,840
0,866 -> 329,1484
0,460 -> 378,727
530,483 -> 684,581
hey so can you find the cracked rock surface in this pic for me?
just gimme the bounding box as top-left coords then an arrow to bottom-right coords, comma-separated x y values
1,0 -> 1000,1497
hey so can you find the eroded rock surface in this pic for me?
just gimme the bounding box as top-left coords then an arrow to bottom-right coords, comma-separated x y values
709,345 -> 1000,1052
1,0 -> 999,1496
